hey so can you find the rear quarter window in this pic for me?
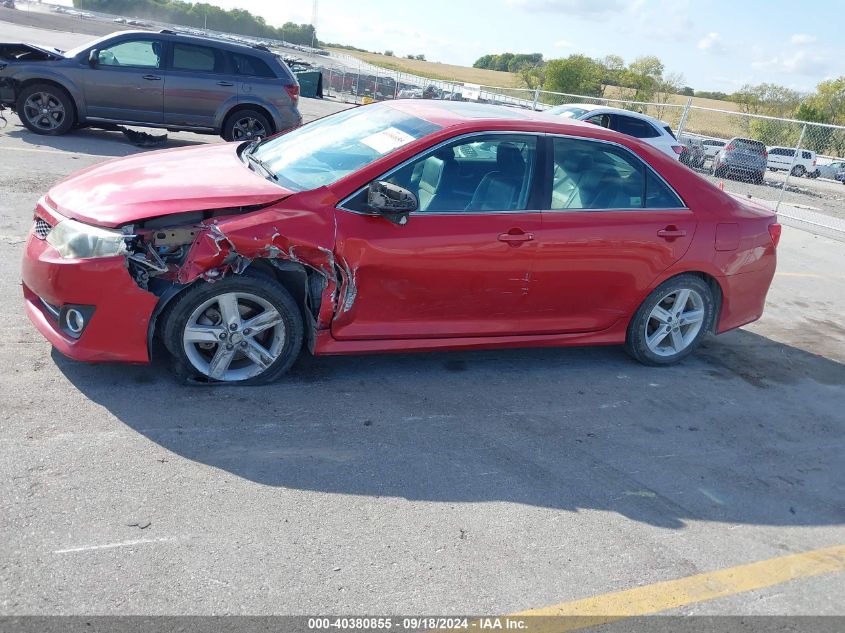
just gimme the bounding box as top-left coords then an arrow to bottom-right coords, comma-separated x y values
232,53 -> 277,78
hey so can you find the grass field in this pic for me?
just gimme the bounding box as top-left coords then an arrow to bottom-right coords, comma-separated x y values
333,49 -> 751,138
327,49 -> 524,87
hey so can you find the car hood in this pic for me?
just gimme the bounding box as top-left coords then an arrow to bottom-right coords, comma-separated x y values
47,143 -> 293,227
0,42 -> 65,62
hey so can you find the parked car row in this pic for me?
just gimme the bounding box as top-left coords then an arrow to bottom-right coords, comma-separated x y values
673,135 -> 845,185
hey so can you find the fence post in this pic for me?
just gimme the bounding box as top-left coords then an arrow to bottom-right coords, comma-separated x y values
532,87 -> 540,111
326,67 -> 333,98
676,97 -> 693,138
776,123 -> 807,213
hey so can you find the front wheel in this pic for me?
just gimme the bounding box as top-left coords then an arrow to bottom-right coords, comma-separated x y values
625,275 -> 715,366
162,276 -> 303,384
16,83 -> 75,135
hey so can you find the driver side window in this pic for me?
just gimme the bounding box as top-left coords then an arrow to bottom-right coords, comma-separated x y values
97,39 -> 163,68
384,134 -> 538,213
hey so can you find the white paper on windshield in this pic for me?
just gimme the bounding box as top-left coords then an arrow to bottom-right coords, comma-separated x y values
361,127 -> 416,154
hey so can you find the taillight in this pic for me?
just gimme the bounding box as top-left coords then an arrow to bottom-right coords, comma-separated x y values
813,159 -> 816,167
284,84 -> 299,105
725,143 -> 735,151
672,145 -> 684,154
762,149 -> 768,158
768,222 -> 782,248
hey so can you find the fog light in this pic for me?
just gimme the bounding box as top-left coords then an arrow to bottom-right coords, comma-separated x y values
64,308 -> 85,334
57,305 -> 94,339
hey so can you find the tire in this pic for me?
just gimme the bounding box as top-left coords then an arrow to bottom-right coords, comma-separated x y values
754,171 -> 764,185
16,83 -> 75,136
625,274 -> 715,366
791,165 -> 806,177
161,275 -> 303,384
222,108 -> 272,142
714,165 -> 727,178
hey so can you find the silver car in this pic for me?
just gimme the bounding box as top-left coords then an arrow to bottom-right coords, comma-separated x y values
0,30 -> 302,141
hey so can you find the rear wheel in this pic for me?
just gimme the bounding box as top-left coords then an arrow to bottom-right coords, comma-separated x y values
714,165 -> 728,178
791,165 -> 806,177
625,275 -> 715,366
222,108 -> 272,142
16,83 -> 75,136
162,276 -> 303,384
753,171 -> 764,185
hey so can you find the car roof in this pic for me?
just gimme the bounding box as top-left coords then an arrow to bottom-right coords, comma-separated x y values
91,30 -> 277,56
386,99 -> 596,128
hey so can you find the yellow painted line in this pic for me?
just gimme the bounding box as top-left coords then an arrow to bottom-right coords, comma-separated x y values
512,544 -> 845,631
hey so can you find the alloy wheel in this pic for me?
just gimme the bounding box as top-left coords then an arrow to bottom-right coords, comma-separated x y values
643,288 -> 705,357
231,116 -> 267,141
23,92 -> 66,131
182,292 -> 285,382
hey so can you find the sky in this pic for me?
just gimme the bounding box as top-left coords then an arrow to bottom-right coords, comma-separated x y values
78,0 -> 845,93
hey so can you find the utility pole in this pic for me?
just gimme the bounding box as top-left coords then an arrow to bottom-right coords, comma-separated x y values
310,0 -> 318,49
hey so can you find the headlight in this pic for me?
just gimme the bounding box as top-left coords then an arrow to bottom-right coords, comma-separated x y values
46,219 -> 129,259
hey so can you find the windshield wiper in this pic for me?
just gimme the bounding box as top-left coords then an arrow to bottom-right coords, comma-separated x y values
244,151 -> 278,182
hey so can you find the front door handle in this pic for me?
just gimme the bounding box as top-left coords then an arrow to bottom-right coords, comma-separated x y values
657,226 -> 687,239
217,81 -> 234,87
498,231 -> 534,245
142,74 -> 162,81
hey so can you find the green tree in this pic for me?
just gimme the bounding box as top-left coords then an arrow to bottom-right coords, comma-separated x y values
543,54 -> 603,97
625,55 -> 664,102
597,54 -> 625,96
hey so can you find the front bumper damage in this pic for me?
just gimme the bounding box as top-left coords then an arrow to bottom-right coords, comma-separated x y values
22,190 -> 347,363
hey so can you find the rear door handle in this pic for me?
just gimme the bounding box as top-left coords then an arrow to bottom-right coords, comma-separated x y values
142,74 -> 162,81
498,231 -> 534,243
657,227 -> 687,239
217,81 -> 234,86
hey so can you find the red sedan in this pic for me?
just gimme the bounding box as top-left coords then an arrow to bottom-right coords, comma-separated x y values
21,101 -> 780,384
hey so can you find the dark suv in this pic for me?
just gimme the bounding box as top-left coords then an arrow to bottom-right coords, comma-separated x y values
0,30 -> 301,141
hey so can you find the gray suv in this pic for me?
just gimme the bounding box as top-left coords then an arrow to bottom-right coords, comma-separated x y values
0,30 -> 302,141
712,137 -> 768,184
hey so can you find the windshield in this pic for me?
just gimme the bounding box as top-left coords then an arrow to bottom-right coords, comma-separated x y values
252,105 -> 441,191
63,33 -> 114,58
546,105 -> 591,118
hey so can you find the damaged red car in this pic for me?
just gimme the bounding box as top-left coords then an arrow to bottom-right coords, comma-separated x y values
21,101 -> 780,384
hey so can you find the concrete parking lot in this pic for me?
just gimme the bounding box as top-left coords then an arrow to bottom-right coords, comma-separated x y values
1,17 -> 844,620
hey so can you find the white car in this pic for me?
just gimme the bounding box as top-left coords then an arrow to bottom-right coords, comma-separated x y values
702,139 -> 727,160
767,146 -> 817,177
544,103 -> 684,160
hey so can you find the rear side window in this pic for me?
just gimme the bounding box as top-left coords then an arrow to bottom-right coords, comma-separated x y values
663,125 -> 676,139
614,116 -> 660,139
550,137 -> 683,210
172,43 -> 220,73
802,151 -> 812,159
704,140 -> 725,147
232,53 -> 276,78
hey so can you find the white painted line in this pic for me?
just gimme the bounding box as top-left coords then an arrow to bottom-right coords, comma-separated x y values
0,146 -> 80,156
53,537 -> 176,554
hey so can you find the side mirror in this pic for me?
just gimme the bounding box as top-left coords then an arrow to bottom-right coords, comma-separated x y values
367,181 -> 417,225
88,49 -> 99,68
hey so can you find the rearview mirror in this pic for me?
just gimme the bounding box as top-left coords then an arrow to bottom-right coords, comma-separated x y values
367,181 -> 417,225
88,49 -> 98,68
